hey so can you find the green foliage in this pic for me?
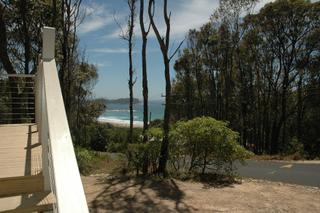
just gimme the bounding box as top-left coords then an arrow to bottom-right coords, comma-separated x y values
170,117 -> 252,175
287,137 -> 304,156
107,127 -> 143,153
84,123 -> 109,151
107,119 -> 251,176
75,147 -> 95,175
124,128 -> 162,174
172,0 -> 320,158
145,128 -> 162,173
127,143 -> 147,174
149,119 -> 163,128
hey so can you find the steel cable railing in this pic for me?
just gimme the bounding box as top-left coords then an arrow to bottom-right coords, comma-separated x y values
0,74 -> 35,124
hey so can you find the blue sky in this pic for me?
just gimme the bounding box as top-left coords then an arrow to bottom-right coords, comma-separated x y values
78,0 -> 273,100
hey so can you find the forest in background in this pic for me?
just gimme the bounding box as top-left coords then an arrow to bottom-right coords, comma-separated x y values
172,0 -> 320,158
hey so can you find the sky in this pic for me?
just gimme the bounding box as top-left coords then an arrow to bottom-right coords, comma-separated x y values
78,0 -> 274,100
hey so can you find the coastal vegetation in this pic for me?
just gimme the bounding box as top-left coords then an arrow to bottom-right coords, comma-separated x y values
171,0 -> 320,159
0,0 -> 319,181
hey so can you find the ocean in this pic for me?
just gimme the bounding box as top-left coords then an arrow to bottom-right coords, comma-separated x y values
98,100 -> 165,126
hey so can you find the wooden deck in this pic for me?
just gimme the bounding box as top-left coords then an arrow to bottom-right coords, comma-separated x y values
0,124 -> 54,212
0,124 -> 42,178
0,191 -> 54,212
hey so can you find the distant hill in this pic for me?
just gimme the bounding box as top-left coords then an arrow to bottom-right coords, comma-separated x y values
101,98 -> 140,104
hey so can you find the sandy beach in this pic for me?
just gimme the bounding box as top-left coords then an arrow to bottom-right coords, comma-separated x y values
98,117 -> 143,128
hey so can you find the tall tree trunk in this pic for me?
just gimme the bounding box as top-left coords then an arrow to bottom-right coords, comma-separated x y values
280,69 -> 289,151
140,0 -> 149,142
194,56 -> 205,115
148,0 -> 181,176
140,0 -> 150,175
126,0 -> 136,144
159,58 -> 171,175
297,69 -> 303,143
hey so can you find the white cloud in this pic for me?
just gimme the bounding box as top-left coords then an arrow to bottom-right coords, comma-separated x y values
89,48 -> 130,54
78,3 -> 113,34
103,29 -> 122,40
168,0 -> 218,38
96,61 -> 112,67
101,12 -> 128,40
166,0 -> 275,38
103,0 -> 218,40
102,0 -> 275,40
89,47 -> 160,54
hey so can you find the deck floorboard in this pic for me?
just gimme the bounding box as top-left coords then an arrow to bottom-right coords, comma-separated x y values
0,124 -> 42,178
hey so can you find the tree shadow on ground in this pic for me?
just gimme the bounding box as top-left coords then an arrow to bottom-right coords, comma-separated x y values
197,173 -> 240,189
89,175 -> 197,212
178,173 -> 240,190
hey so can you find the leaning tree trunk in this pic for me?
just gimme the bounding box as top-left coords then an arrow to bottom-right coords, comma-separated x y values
127,0 -> 136,144
140,0 -> 150,175
158,59 -> 171,175
149,0 -> 182,176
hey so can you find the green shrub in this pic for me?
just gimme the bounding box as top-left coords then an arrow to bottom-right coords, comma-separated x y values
75,147 -> 95,175
86,123 -> 109,151
145,128 -> 162,173
170,117 -> 252,175
107,127 -> 143,153
127,143 -> 147,174
125,128 -> 162,175
149,119 -> 163,128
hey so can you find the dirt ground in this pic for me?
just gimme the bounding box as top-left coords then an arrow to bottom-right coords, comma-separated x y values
82,174 -> 320,213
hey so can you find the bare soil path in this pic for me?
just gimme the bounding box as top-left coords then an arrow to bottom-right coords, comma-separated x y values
82,175 -> 320,213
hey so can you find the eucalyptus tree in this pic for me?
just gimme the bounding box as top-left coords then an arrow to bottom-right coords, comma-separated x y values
139,0 -> 152,174
148,0 -> 183,176
171,0 -> 320,157
140,0 -> 151,142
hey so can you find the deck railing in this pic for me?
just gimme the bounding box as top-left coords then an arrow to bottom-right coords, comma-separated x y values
0,74 -> 35,124
35,27 -> 89,212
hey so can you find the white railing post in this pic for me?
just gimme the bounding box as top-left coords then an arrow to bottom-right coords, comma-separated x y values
41,27 -> 55,192
40,26 -> 89,212
42,27 -> 55,61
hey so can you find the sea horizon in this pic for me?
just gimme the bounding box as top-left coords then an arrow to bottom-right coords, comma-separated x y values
98,100 -> 165,125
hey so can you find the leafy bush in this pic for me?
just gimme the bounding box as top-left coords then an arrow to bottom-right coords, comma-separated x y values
107,127 -> 142,153
125,128 -> 162,174
145,128 -> 162,173
85,123 -> 109,151
127,143 -> 147,174
149,119 -> 163,128
75,147 -> 95,175
170,117 -> 252,175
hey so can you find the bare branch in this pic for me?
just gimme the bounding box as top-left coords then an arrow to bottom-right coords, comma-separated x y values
146,1 -> 154,34
148,0 -> 166,52
113,11 -> 128,40
169,39 -> 185,61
